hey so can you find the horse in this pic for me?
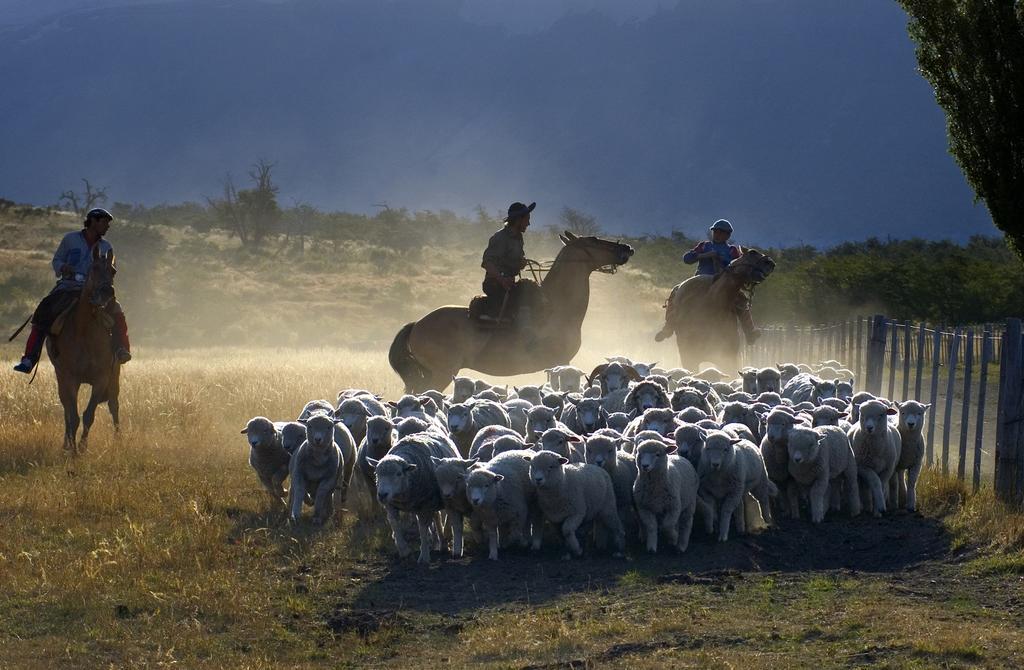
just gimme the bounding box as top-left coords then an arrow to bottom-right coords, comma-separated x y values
658,248 -> 776,373
389,231 -> 634,393
47,246 -> 122,453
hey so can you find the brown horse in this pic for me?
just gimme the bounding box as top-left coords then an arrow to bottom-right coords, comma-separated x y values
659,249 -> 775,373
48,246 -> 122,453
389,231 -> 634,393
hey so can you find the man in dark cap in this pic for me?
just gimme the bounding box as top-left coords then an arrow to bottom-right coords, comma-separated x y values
13,208 -> 131,373
479,201 -> 535,327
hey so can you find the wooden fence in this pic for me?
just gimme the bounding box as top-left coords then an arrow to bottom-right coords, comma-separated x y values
740,316 -> 1024,505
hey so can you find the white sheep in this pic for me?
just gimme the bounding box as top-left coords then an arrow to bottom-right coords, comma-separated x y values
583,433 -> 638,535
893,400 -> 930,511
355,415 -> 396,498
785,425 -> 861,522
526,450 -> 625,558
503,398 -> 534,436
370,432 -> 460,564
623,380 -> 672,414
561,397 -> 607,435
605,412 -> 632,433
759,408 -> 802,510
447,400 -> 511,457
451,376 -> 478,403
335,394 -> 389,446
511,385 -> 545,406
525,405 -> 564,443
633,438 -> 700,553
288,413 -> 345,525
673,423 -> 708,470
698,431 -> 777,542
756,367 -> 782,394
718,402 -> 761,441
240,416 -> 292,505
464,450 -> 540,560
468,424 -> 522,461
848,399 -> 902,517
431,456 -> 483,558
298,399 -> 334,422
534,427 -> 586,463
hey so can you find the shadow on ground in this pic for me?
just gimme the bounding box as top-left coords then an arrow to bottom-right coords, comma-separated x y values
335,510 -> 950,622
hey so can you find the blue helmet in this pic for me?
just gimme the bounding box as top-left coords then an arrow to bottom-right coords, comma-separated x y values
710,219 -> 733,234
85,207 -> 113,222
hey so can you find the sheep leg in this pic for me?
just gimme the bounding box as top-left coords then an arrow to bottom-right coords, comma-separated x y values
829,482 -> 841,512
386,506 -> 412,558
809,476 -> 828,524
661,499 -> 682,549
906,462 -> 922,512
859,468 -> 886,517
603,511 -> 625,557
719,492 -> 743,542
677,503 -> 695,553
486,524 -> 500,561
753,487 -> 773,525
260,472 -> 286,506
786,481 -> 801,520
312,480 -> 335,525
560,514 -> 585,558
732,501 -> 746,535
637,508 -> 659,553
433,512 -> 448,552
697,492 -> 716,533
844,466 -> 862,517
288,476 -> 307,524
895,468 -> 908,510
415,513 -> 434,564
449,511 -> 464,559
530,508 -> 545,551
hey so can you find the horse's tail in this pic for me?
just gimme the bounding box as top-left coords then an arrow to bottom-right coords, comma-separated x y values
389,322 -> 429,392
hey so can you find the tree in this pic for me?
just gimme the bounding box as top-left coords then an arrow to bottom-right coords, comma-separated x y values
897,1 -> 1024,258
58,178 -> 108,215
206,160 -> 281,249
559,206 -> 602,236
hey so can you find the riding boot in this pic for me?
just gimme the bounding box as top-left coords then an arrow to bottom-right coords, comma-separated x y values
739,307 -> 760,345
655,299 -> 677,342
112,312 -> 132,364
14,324 -> 45,373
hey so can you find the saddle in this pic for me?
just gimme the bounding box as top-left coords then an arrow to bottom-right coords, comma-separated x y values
468,279 -> 545,328
49,299 -> 113,337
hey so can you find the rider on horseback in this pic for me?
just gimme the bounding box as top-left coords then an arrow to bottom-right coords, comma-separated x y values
658,218 -> 760,344
13,208 -> 132,373
479,201 -> 538,331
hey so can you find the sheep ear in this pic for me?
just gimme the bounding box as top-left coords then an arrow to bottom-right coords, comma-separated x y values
627,409 -> 637,420
388,401 -> 399,409
240,427 -> 248,434
402,463 -> 417,472
558,456 -> 569,465
886,406 -> 899,415
838,412 -> 848,419
461,458 -> 479,468
665,443 -> 678,454
493,473 -> 505,482
730,437 -> 743,445
430,456 -> 443,466
568,434 -> 583,443
366,457 -> 379,468
924,404 -> 932,411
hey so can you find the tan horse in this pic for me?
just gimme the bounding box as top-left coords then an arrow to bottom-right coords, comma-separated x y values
659,249 -> 775,373
48,246 -> 122,453
389,231 -> 634,392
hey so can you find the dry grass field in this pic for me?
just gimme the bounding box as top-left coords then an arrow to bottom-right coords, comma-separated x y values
1,346 -> 1023,669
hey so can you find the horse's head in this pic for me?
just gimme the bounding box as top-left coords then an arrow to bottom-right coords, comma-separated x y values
85,246 -> 116,308
557,231 -> 634,272
726,248 -> 775,284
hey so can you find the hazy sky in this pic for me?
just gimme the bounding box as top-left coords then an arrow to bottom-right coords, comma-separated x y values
0,0 -> 996,246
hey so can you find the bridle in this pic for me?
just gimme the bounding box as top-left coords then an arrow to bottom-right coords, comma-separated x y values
523,240 -> 628,283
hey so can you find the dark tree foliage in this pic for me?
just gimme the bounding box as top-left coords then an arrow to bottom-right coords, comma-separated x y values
898,0 -> 1024,258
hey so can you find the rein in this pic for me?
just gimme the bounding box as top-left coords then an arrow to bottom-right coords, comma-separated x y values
523,246 -> 620,284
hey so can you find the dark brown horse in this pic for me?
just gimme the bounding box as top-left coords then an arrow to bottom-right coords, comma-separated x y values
48,246 -> 122,453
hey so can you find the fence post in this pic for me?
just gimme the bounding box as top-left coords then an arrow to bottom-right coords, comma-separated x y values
865,315 -> 887,396
995,318 -> 1024,504
958,330 -> 974,481
914,323 -> 926,400
888,321 -> 899,399
941,329 -> 961,475
926,327 -> 942,466
974,329 -> 992,492
902,321 -> 912,401
855,316 -> 865,383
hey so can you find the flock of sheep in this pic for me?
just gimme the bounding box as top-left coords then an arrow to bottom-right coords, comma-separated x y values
241,358 -> 931,563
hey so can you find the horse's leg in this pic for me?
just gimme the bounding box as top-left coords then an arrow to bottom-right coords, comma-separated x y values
107,371 -> 121,434
57,378 -> 80,453
80,385 -> 105,453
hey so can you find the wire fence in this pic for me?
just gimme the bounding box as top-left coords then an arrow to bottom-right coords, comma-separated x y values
739,315 -> 1024,505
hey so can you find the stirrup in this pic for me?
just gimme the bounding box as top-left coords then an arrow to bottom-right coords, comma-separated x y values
115,347 -> 132,364
13,357 -> 36,374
